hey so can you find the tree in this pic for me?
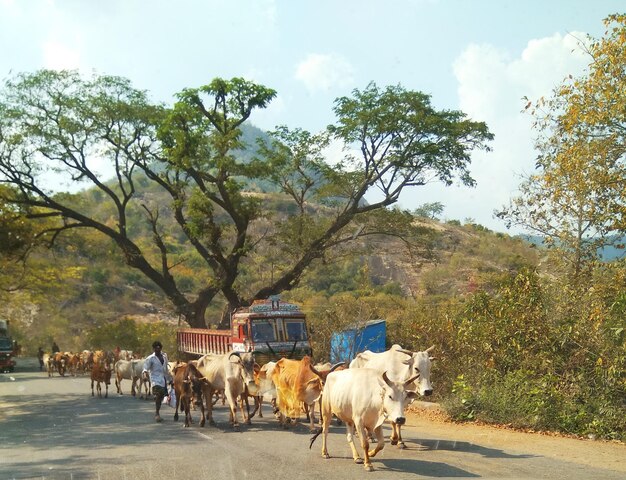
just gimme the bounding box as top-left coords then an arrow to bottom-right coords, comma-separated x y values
413,201 -> 444,219
0,71 -> 493,328
499,14 -> 626,278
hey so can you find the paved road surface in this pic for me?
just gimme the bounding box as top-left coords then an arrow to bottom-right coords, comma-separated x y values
1,357 -> 625,480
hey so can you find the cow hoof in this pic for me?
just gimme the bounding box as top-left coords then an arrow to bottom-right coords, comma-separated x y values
322,453 -> 330,459
390,439 -> 398,445
397,442 -> 407,449
200,420 -> 205,427
354,458 -> 364,465
364,464 -> 374,472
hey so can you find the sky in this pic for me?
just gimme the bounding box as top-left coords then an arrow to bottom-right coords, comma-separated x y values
0,0 -> 622,233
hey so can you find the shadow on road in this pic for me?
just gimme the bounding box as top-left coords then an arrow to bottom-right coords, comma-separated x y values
408,437 -> 538,459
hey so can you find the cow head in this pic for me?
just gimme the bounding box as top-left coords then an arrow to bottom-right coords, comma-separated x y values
229,351 -> 258,395
397,345 -> 434,397
185,364 -> 211,406
379,371 -> 419,425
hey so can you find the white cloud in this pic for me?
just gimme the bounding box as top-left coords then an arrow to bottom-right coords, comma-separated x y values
394,32 -> 591,232
43,40 -> 81,70
294,53 -> 355,93
249,93 -> 287,131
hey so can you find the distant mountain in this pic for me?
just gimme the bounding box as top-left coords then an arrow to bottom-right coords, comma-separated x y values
518,234 -> 625,261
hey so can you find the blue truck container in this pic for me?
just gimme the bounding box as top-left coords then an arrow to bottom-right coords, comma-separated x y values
330,319 -> 386,363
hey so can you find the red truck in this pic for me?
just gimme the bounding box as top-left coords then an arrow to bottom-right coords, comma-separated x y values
0,319 -> 16,373
177,297 -> 312,365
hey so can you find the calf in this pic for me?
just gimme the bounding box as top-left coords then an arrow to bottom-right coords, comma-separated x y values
310,368 -> 419,472
172,362 -> 210,427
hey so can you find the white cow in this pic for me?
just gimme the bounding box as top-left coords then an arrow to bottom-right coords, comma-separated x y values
195,351 -> 258,430
310,368 -> 419,472
349,344 -> 434,448
114,359 -> 149,398
255,361 -> 277,417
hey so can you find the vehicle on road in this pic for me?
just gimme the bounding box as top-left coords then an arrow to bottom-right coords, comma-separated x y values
0,318 -> 16,373
177,297 -> 312,364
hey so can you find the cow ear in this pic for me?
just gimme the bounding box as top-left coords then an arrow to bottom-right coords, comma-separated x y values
406,391 -> 419,401
429,356 -> 436,361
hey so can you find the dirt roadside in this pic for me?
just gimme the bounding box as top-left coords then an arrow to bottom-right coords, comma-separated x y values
406,402 -> 626,474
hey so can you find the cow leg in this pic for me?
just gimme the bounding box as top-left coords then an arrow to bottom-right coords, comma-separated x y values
196,394 -> 206,427
257,396 -> 263,418
240,393 -> 251,424
174,393 -> 180,422
396,424 -> 406,449
390,422 -> 406,448
368,425 -> 386,459
347,421 -> 364,466
225,386 -> 240,430
91,379 -> 95,396
202,385 -> 215,427
115,376 -> 122,395
130,377 -> 137,397
320,396 -> 331,459
308,401 -> 317,432
104,382 -> 109,398
183,397 -> 191,427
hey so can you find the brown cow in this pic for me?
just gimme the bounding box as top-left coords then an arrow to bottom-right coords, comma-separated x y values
172,362 -> 210,427
53,352 -> 70,377
91,356 -> 113,398
67,353 -> 81,376
271,356 -> 331,431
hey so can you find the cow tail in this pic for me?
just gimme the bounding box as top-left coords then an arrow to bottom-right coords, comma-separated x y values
309,426 -> 322,449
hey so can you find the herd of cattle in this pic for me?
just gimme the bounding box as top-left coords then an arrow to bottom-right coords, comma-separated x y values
43,344 -> 435,472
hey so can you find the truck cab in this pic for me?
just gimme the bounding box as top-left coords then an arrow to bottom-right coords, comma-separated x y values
230,298 -> 311,364
177,298 -> 312,365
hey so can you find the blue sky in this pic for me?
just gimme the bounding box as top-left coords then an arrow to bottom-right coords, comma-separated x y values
0,0 -> 621,232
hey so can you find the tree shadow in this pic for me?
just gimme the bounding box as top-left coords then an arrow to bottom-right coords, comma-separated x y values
404,438 -> 537,460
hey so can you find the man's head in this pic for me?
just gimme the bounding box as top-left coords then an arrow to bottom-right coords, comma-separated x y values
152,341 -> 163,351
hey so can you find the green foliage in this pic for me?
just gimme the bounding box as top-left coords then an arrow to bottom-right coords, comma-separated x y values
86,317 -> 177,356
500,15 -> 626,279
413,202 -> 445,220
442,263 -> 626,441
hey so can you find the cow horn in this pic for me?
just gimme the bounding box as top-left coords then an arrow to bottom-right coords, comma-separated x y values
397,348 -> 414,357
382,371 -> 394,387
404,371 -> 420,387
229,352 -> 241,361
425,345 -> 435,353
309,363 -> 323,379
329,362 -> 346,373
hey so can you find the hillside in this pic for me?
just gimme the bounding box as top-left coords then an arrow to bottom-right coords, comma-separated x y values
0,204 -> 539,355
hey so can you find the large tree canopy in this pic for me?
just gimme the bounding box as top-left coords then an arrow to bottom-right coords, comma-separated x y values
499,14 -> 626,278
0,70 -> 493,327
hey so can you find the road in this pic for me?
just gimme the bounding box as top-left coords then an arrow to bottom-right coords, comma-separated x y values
1,358 -> 625,480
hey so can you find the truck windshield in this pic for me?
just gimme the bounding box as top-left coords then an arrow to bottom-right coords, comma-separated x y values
251,320 -> 276,342
284,320 -> 307,341
0,338 -> 12,350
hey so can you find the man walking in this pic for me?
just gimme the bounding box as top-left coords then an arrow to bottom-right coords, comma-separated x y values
142,340 -> 171,423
